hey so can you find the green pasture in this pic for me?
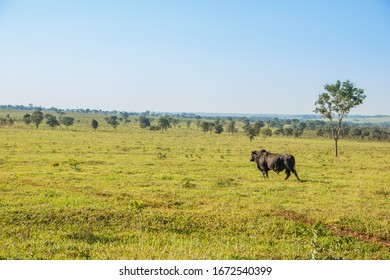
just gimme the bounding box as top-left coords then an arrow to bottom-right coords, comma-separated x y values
0,116 -> 389,259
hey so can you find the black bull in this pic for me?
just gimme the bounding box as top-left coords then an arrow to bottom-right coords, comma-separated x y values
250,149 -> 301,181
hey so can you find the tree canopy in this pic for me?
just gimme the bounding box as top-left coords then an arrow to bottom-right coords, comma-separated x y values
158,116 -> 171,132
31,110 -> 44,129
45,114 -> 60,129
314,80 -> 366,156
91,119 -> 99,131
60,116 -> 74,128
105,116 -> 120,130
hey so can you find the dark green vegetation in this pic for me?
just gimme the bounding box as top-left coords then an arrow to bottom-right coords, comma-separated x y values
314,80 -> 366,157
0,109 -> 389,259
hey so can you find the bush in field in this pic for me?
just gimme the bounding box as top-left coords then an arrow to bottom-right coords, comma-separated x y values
200,121 -> 212,134
91,119 -> 98,131
195,117 -> 202,129
139,116 -> 151,128
214,120 -> 224,134
226,120 -> 237,134
261,127 -> 272,138
45,114 -> 60,129
105,115 -> 120,130
274,128 -> 284,136
149,125 -> 161,131
31,110 -> 44,129
60,116 -> 74,129
253,120 -> 265,131
266,118 -> 282,128
158,116 -> 171,132
22,114 -> 32,126
284,127 -> 293,137
348,127 -> 361,138
316,128 -> 326,137
120,112 -> 130,122
6,118 -> 14,127
244,124 -> 260,142
369,127 -> 383,140
0,117 -> 6,127
242,118 -> 251,131
293,128 -> 304,138
171,118 -> 180,128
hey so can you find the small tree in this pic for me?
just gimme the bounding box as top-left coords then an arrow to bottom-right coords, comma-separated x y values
171,118 -> 180,128
253,120 -> 264,132
139,116 -> 151,128
46,115 -> 60,129
91,119 -> 99,131
284,127 -> 293,137
314,80 -> 366,157
261,127 -> 272,139
31,110 -> 44,129
0,117 -> 6,127
274,128 -> 284,135
293,128 -> 303,138
195,120 -> 201,129
245,125 -> 260,142
120,112 -> 130,122
158,116 -> 171,132
105,115 -> 120,130
22,114 -> 32,126
242,118 -> 251,131
61,116 -> 74,129
226,120 -> 237,134
349,126 -> 362,138
214,120 -> 224,134
200,121 -> 212,134
6,118 -> 14,127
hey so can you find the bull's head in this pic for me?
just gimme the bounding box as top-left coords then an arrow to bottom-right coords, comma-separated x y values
250,151 -> 258,161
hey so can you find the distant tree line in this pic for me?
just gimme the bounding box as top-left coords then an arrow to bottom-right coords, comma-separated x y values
0,104 -> 204,118
1,110 -> 75,130
134,114 -> 389,141
0,108 -> 388,141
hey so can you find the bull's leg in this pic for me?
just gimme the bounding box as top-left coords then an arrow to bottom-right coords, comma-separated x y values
263,171 -> 269,179
284,170 -> 291,180
292,169 -> 301,181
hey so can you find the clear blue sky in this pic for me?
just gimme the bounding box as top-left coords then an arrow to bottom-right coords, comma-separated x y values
1,0 -> 389,115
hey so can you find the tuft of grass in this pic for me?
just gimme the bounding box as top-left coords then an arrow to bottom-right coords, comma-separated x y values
375,188 -> 389,198
180,179 -> 196,188
68,159 -> 81,171
214,178 -> 238,188
130,200 -> 145,212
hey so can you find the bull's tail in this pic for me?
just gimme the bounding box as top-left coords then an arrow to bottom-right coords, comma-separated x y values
287,154 -> 295,168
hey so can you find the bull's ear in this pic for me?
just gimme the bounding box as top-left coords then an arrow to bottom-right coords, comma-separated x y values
251,151 -> 258,155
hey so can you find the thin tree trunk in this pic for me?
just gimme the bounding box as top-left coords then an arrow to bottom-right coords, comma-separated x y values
334,138 -> 338,157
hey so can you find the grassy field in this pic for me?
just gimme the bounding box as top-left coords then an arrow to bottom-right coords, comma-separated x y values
0,113 -> 389,259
